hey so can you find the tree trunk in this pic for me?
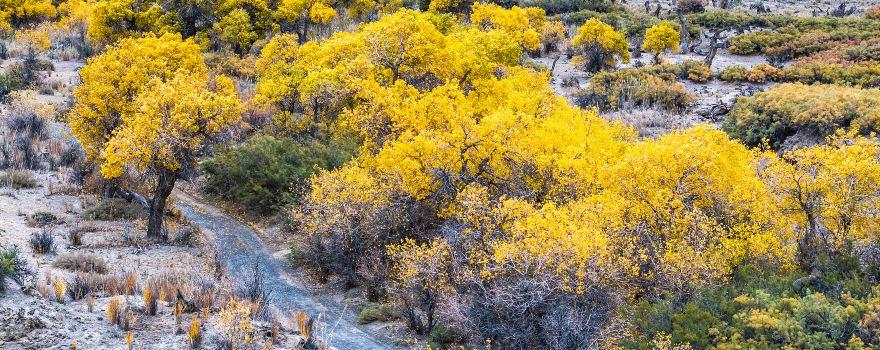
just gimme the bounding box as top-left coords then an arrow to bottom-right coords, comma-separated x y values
147,169 -> 177,239
704,31 -> 721,68
678,10 -> 689,53
549,55 -> 560,76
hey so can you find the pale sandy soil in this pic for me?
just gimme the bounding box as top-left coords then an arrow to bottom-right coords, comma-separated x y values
0,171 -> 309,349
631,0 -> 876,17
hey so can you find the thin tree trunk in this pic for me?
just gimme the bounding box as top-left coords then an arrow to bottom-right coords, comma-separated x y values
678,10 -> 689,53
147,169 -> 177,239
704,31 -> 721,68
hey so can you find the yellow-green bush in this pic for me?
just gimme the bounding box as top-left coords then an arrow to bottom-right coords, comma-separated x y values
725,83 -> 880,147
578,66 -> 695,111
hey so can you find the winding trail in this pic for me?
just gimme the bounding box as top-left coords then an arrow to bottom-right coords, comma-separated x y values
174,191 -> 395,350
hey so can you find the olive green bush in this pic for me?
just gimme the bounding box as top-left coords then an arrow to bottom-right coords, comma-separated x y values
202,134 -> 356,214
725,83 -> 880,147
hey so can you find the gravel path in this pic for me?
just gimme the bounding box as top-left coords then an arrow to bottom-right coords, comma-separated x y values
174,191 -> 396,350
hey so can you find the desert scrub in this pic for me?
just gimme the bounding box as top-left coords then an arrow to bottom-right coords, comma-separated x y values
745,63 -> 783,84
29,228 -> 55,254
28,211 -> 60,227
79,198 -> 144,221
53,252 -> 108,273
719,64 -> 749,82
725,83 -> 880,147
622,262 -> 875,349
357,303 -> 399,324
577,66 -> 695,112
0,245 -> 31,293
0,169 -> 38,189
202,134 -> 356,214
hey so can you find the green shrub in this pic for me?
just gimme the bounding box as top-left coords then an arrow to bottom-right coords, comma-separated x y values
28,211 -> 59,227
428,324 -> 458,345
623,261 -> 876,349
79,198 -> 145,221
725,83 -> 880,147
286,248 -> 305,268
202,134 -> 356,214
357,303 -> 399,324
0,245 -> 31,294
678,60 -> 711,83
532,0 -> 624,16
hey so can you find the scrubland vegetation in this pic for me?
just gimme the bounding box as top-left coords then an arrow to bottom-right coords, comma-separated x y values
0,0 -> 879,348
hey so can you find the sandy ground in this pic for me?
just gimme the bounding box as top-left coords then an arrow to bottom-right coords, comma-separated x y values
0,170 -> 314,349
631,0 -> 877,17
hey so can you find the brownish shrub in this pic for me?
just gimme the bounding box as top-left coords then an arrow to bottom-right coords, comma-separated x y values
53,252 -> 108,273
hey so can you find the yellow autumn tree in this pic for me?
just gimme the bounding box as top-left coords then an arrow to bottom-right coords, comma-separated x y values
571,18 -> 630,72
762,130 -> 880,267
274,0 -> 337,44
255,9 -> 523,132
0,0 -> 55,34
643,21 -> 680,63
470,3 -> 541,51
100,72 -> 241,238
68,33 -> 240,238
213,8 -> 258,54
87,0 -> 178,49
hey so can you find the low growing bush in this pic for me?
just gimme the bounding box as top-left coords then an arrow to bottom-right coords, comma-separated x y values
0,169 -> 38,189
623,262 -> 878,349
202,134 -> 356,214
577,66 -> 695,112
53,252 -> 108,274
0,245 -> 32,293
29,229 -> 55,254
725,83 -> 880,147
79,198 -> 145,221
357,303 -> 398,324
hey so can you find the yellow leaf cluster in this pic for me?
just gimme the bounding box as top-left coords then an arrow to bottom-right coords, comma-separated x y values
69,33 -> 241,180
642,20 -> 680,58
571,18 -> 630,71
470,3 -> 541,51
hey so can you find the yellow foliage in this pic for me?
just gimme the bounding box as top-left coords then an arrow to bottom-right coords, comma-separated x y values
643,21 -> 680,59
571,18 -> 630,71
256,9 -> 524,131
218,299 -> 256,348
99,72 -> 242,179
470,3 -> 541,50
0,0 -> 55,34
308,2 -> 336,24
762,130 -> 880,255
15,28 -> 50,53
69,33 -> 207,161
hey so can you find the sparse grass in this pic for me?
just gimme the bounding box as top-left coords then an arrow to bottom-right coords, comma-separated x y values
66,272 -> 94,300
53,252 -> 108,274
123,270 -> 139,295
143,285 -> 157,315
107,297 -> 121,324
0,169 -> 38,189
294,310 -> 312,344
29,228 -> 55,254
53,277 -> 65,303
79,198 -> 144,221
357,303 -> 399,324
235,263 -> 271,320
188,316 -> 202,348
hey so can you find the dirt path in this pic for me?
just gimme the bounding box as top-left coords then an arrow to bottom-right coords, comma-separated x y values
174,191 -> 397,350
